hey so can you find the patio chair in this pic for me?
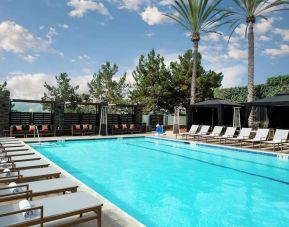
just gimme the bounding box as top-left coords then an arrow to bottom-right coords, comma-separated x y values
187,125 -> 210,140
0,192 -> 102,227
179,125 -> 199,139
226,128 -> 252,146
214,127 -> 237,144
244,128 -> 270,148
0,166 -> 61,184
0,178 -> 78,203
261,129 -> 289,151
0,160 -> 49,171
200,126 -> 224,142
111,124 -> 123,134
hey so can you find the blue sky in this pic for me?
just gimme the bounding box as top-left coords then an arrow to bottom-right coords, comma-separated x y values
0,0 -> 288,99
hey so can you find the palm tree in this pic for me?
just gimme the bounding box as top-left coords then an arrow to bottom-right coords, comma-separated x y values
165,0 -> 230,104
229,0 -> 289,125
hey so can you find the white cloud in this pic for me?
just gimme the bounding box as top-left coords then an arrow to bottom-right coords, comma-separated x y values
219,65 -> 246,88
0,21 -> 49,53
227,43 -> 247,60
263,44 -> 289,57
144,30 -> 154,37
255,18 -> 273,34
273,28 -> 289,41
5,72 -> 93,99
58,24 -> 70,29
6,73 -> 55,99
258,35 -> 271,42
46,27 -> 58,43
140,6 -> 167,25
68,0 -> 111,18
22,55 -> 38,64
159,0 -> 174,6
202,33 -> 221,42
111,0 -> 150,11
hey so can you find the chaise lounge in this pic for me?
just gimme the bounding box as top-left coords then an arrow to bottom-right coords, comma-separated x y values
0,178 -> 78,203
0,192 -> 102,227
0,166 -> 61,184
261,129 -> 289,151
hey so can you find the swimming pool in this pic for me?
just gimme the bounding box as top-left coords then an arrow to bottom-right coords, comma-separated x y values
31,137 -> 289,227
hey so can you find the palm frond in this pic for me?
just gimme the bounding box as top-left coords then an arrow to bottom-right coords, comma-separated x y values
165,0 -> 231,38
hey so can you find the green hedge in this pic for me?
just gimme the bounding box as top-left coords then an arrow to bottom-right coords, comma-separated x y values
214,75 -> 289,103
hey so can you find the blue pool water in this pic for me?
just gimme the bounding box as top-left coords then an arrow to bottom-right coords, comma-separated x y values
31,137 -> 289,227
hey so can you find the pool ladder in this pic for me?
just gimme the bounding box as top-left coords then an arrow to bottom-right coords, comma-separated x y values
34,126 -> 41,146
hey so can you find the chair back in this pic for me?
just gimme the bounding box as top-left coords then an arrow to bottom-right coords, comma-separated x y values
273,129 -> 289,141
211,126 -> 223,136
254,129 -> 269,140
199,125 -> 210,134
238,128 -> 252,139
224,127 -> 236,137
189,125 -> 199,134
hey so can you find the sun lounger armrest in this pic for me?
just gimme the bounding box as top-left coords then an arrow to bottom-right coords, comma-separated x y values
0,189 -> 32,199
200,132 -> 207,135
213,133 -> 219,136
0,170 -> 20,179
0,205 -> 43,218
260,137 -> 267,141
281,139 -> 288,143
0,184 -> 29,192
242,136 -> 250,139
227,135 -> 234,138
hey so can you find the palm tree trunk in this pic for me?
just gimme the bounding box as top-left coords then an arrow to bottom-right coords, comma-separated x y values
190,40 -> 198,105
247,21 -> 254,127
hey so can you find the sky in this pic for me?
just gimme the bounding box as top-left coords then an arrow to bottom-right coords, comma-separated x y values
0,0 -> 288,99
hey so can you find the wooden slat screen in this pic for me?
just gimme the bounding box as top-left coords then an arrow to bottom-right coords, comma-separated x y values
33,112 -> 53,125
10,112 -> 32,125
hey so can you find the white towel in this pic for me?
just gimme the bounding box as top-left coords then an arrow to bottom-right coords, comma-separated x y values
19,200 -> 33,218
9,182 -> 21,193
3,168 -> 10,177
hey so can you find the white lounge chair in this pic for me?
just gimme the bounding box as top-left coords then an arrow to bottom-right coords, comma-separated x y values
0,143 -> 25,148
3,147 -> 29,152
0,178 -> 78,203
180,125 -> 199,139
0,192 -> 102,226
0,166 -> 61,184
262,129 -> 289,151
200,126 -> 223,141
214,127 -> 237,144
6,154 -> 41,162
226,128 -> 252,145
0,160 -> 49,171
244,128 -> 270,148
1,150 -> 35,157
188,125 -> 210,140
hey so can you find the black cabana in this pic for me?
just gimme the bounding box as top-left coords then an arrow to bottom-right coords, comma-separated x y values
188,99 -> 243,128
245,93 -> 289,129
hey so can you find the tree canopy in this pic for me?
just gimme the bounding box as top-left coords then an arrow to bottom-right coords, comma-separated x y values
131,49 -> 223,113
41,72 -> 81,111
214,74 -> 289,103
0,81 -> 9,97
87,62 -> 129,104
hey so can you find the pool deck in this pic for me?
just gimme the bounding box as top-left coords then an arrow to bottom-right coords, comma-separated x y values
2,131 -> 289,227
